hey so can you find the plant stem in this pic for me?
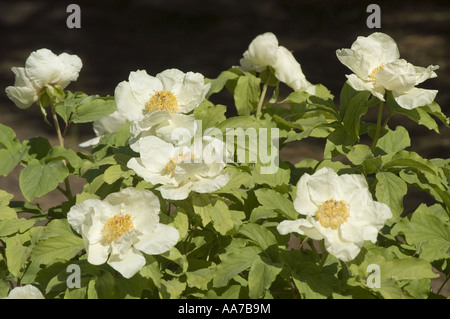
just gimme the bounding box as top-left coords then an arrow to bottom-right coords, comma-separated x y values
256,77 -> 270,120
437,274 -> 450,295
50,103 -> 65,148
50,101 -> 74,201
371,102 -> 384,152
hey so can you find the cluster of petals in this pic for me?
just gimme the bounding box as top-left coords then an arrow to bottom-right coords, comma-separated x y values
5,48 -> 82,108
114,68 -> 211,122
240,32 -> 316,94
127,110 -> 231,201
336,32 -> 438,109
67,187 -> 179,278
277,167 -> 392,261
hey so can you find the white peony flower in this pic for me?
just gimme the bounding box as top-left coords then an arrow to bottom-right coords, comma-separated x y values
336,32 -> 438,109
79,110 -> 129,147
129,110 -> 197,148
240,32 -> 316,94
3,285 -> 45,299
5,48 -> 82,108
127,135 -> 230,200
114,68 -> 211,122
277,167 -> 392,262
67,187 -> 179,279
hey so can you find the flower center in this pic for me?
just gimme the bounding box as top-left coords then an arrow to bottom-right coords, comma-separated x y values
102,214 -> 135,243
316,199 -> 349,229
145,90 -> 178,114
165,151 -> 195,176
369,63 -> 385,82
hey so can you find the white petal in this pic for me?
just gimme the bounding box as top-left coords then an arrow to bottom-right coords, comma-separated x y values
134,223 -> 179,255
93,111 -> 128,137
366,32 -> 400,63
414,65 -> 439,85
273,46 -> 315,93
170,71 -> 210,114
156,68 -> 185,89
277,218 -> 324,240
87,241 -> 110,265
137,136 -> 174,170
376,59 -> 416,93
67,198 -> 100,233
240,32 -> 279,72
5,85 -> 38,109
105,187 -> 160,231
114,80 -> 146,122
6,285 -> 45,299
191,173 -> 230,194
107,247 -> 146,279
128,70 -> 162,106
127,157 -> 173,185
158,182 -> 193,200
25,48 -> 64,89
393,87 -> 438,110
323,233 -> 363,262
345,74 -> 385,101
57,52 -> 82,88
293,172 -> 318,216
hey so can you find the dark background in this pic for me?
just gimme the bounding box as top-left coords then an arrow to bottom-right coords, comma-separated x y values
0,0 -> 449,295
0,0 -> 449,193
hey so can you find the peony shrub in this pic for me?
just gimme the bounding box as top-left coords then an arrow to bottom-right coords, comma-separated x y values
0,32 -> 449,299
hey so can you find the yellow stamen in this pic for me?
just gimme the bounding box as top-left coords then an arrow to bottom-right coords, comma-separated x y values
164,151 -> 195,176
102,214 -> 135,243
369,63 -> 385,81
316,199 -> 349,229
145,90 -> 178,113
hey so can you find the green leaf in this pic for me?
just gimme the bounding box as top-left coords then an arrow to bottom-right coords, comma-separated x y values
186,267 -> 215,291
237,223 -> 278,259
382,150 -> 440,175
339,81 -> 359,118
31,234 -> 84,265
391,204 -> 450,262
375,126 -> 411,155
347,144 -> 373,166
211,200 -> 234,235
72,97 -> 116,123
193,100 -> 227,130
45,146 -> 82,169
254,188 -> 298,220
31,219 -> 84,265
0,218 -> 35,237
213,246 -> 261,288
233,73 -> 261,116
252,161 -> 290,187
0,149 -> 22,176
206,69 -> 239,98
375,172 -> 407,221
4,236 -> 30,278
159,278 -> 186,299
192,193 -> 213,227
19,160 -> 69,202
342,91 -> 371,140
248,256 -> 282,298
0,123 -> 21,151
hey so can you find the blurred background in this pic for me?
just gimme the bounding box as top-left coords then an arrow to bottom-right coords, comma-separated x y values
0,0 -> 449,295
0,0 -> 449,202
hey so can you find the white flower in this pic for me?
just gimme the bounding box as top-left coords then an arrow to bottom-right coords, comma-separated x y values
3,285 -> 45,299
129,110 -> 197,148
67,187 -> 179,279
336,32 -> 438,109
240,32 -> 316,94
114,69 -> 211,122
79,111 -> 129,147
5,48 -> 82,108
277,167 -> 392,262
127,135 -> 230,200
